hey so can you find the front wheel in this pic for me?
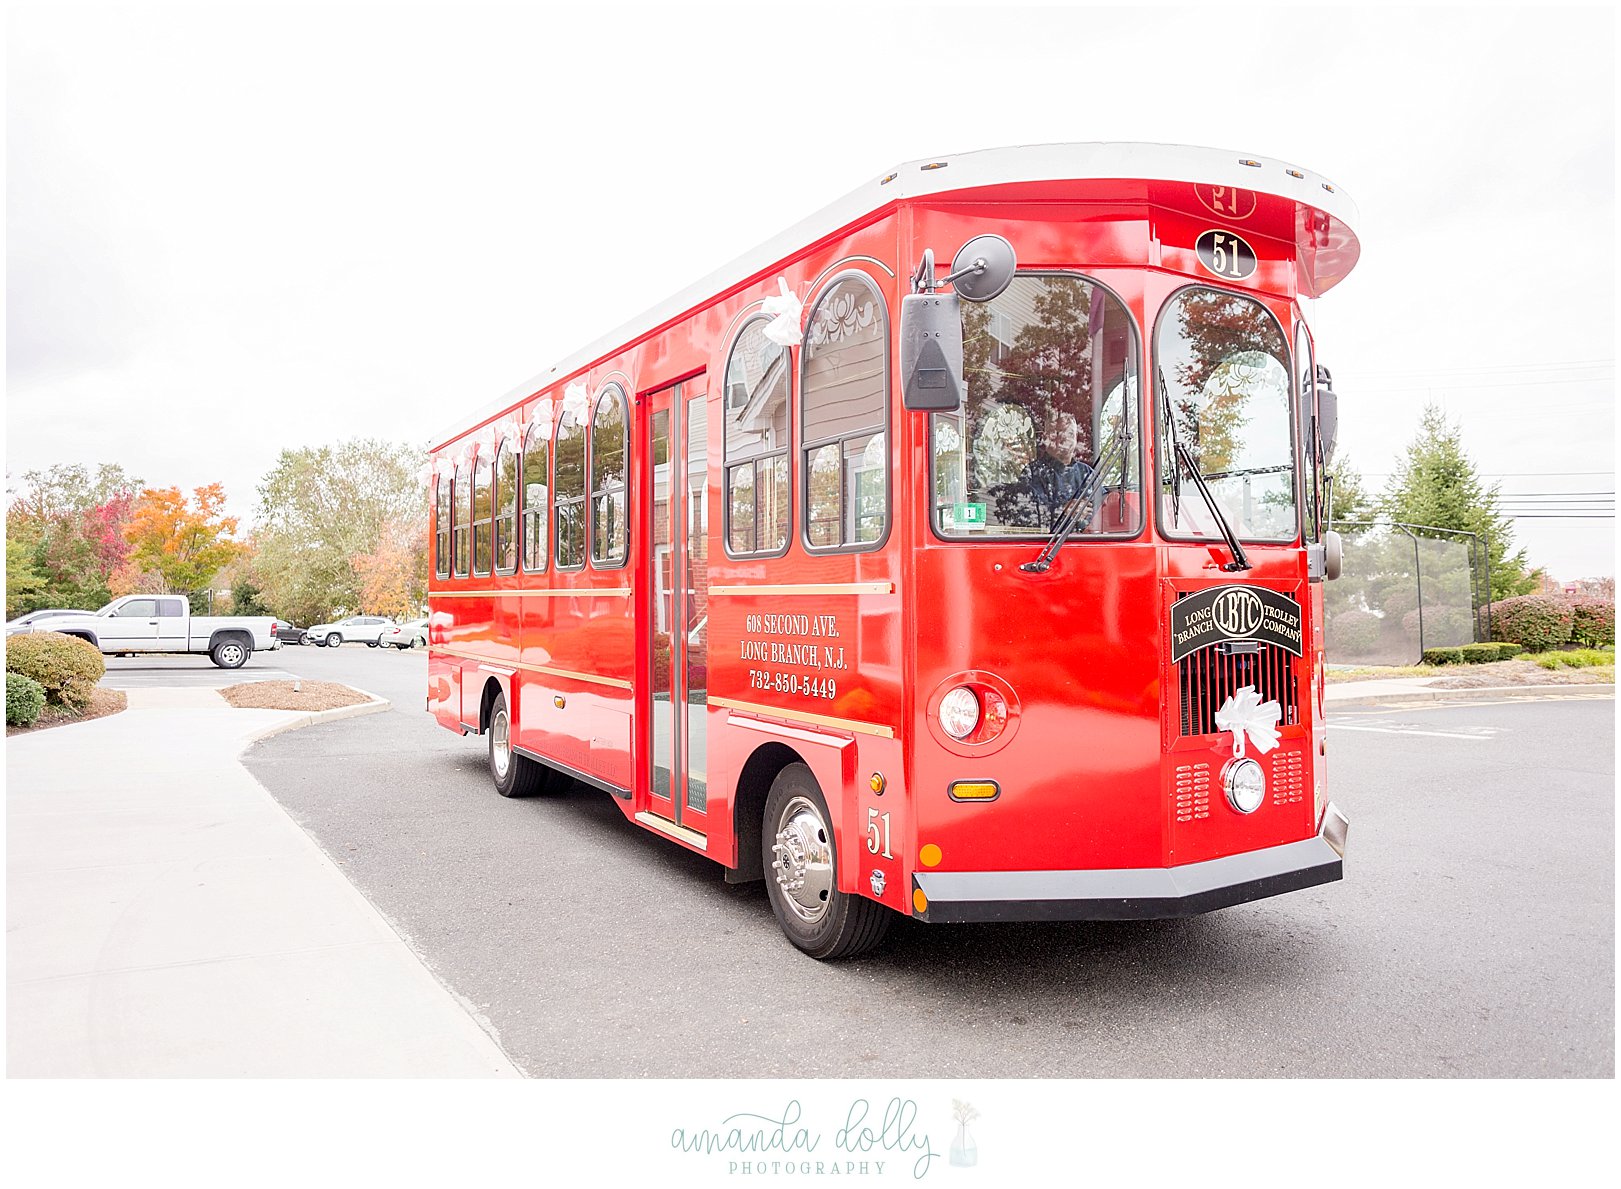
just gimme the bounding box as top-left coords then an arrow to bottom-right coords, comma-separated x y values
210,637 -> 250,669
488,691 -> 554,797
324,633 -> 341,648
762,764 -> 892,960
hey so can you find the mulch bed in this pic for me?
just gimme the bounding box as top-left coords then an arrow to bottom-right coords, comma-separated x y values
6,687 -> 129,736
218,680 -> 373,712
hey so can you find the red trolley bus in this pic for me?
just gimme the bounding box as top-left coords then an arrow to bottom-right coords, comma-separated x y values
427,143 -> 1358,958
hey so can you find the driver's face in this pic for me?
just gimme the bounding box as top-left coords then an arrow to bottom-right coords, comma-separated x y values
1042,412 -> 1080,463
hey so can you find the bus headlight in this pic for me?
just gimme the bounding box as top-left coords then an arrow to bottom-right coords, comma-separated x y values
938,687 -> 981,740
1224,758 -> 1265,814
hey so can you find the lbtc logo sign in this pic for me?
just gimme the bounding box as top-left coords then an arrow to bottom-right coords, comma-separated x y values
1211,588 -> 1264,637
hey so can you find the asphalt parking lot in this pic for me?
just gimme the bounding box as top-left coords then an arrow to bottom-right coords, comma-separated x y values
238,648 -> 1615,1078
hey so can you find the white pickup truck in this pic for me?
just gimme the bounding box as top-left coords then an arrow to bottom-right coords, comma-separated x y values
16,595 -> 280,669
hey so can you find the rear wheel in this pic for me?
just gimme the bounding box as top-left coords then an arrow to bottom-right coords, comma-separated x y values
762,764 -> 892,960
210,637 -> 250,669
488,691 -> 553,797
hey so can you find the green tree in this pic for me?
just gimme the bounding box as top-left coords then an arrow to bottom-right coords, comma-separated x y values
1325,454 -> 1375,526
253,439 -> 424,624
6,463 -> 143,612
6,536 -> 49,618
1379,404 -> 1534,600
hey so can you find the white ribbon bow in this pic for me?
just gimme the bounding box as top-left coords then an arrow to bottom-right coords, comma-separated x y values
1213,685 -> 1282,758
561,381 -> 590,421
761,278 -> 804,346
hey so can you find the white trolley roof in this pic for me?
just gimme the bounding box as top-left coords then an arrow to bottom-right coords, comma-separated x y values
438,142 -> 1360,450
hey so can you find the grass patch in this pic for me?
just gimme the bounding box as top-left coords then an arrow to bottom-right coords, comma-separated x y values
5,687 -> 128,736
1532,649 -> 1614,670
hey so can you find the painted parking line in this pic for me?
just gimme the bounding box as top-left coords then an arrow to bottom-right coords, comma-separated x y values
1327,722 -> 1499,741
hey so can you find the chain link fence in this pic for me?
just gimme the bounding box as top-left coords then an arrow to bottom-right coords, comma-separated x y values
1327,521 -> 1488,665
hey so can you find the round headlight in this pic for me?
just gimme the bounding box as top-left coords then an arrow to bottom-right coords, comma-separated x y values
1224,758 -> 1265,814
938,686 -> 981,740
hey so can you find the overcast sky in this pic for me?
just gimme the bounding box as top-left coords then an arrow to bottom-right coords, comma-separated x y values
7,2 -> 1614,579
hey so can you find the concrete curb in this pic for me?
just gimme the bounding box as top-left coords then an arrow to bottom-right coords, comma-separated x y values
1328,683 -> 1614,709
227,686 -> 392,745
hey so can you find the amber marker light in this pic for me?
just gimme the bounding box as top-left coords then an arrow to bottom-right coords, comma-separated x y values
948,780 -> 1000,802
913,888 -> 929,913
869,772 -> 886,795
919,844 -> 942,868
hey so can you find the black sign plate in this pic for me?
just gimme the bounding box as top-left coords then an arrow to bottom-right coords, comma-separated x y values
1195,228 -> 1257,280
1171,585 -> 1302,663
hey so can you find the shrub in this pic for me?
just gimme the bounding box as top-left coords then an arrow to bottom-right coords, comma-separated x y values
1421,646 -> 1464,666
1569,599 -> 1615,648
1488,595 -> 1574,653
1533,648 -> 1614,670
3,632 -> 105,712
1328,609 -> 1381,655
6,671 -> 47,727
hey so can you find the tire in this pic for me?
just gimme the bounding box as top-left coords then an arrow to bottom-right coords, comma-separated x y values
324,633 -> 341,648
367,641 -> 378,648
488,691 -> 552,797
395,643 -> 409,650
762,763 -> 892,960
210,636 -> 250,669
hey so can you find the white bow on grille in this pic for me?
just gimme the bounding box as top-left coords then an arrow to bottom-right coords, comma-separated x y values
1213,685 -> 1282,759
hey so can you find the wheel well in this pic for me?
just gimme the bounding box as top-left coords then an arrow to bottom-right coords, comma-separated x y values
726,741 -> 802,883
59,630 -> 98,648
477,677 -> 505,735
208,629 -> 252,650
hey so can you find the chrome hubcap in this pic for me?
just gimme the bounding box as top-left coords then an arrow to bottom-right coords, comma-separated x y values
222,644 -> 244,664
491,710 -> 511,779
771,795 -> 833,924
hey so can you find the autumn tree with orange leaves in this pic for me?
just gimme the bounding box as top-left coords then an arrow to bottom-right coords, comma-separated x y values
352,517 -> 429,621
115,483 -> 246,608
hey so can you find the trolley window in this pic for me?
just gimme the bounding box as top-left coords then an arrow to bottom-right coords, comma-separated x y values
724,318 -> 791,556
554,401 -> 587,570
522,421 -> 549,572
434,475 -> 451,578
801,274 -> 888,550
930,274 -> 1141,539
452,462 -> 469,577
1155,287 -> 1296,543
591,386 -> 629,567
494,438 -> 518,574
472,453 -> 494,576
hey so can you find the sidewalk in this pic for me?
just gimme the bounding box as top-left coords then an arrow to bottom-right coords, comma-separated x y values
6,687 -> 520,1077
1326,676 -> 1615,707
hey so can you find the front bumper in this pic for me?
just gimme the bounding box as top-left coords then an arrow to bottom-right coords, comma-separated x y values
913,803 -> 1348,923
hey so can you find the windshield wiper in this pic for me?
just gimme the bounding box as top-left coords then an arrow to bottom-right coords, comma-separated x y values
1159,368 -> 1252,573
1020,430 -> 1125,574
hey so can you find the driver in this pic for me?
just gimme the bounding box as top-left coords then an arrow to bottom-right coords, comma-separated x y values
1022,410 -> 1094,531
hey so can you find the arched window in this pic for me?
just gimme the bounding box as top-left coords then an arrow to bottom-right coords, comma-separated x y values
1155,286 -> 1295,542
472,453 -> 494,576
930,274 -> 1141,539
554,403 -> 587,570
591,386 -> 629,567
452,463 -> 470,577
801,274 -> 888,550
724,318 -> 791,556
434,474 -> 451,578
522,421 -> 550,572
494,438 -> 518,574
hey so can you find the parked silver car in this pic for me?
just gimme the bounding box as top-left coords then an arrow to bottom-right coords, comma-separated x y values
5,609 -> 83,636
304,615 -> 394,648
379,618 -> 428,649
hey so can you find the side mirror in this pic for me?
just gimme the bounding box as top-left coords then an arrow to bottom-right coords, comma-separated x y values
900,234 -> 1017,412
900,293 -> 965,411
1316,365 -> 1339,466
1323,529 -> 1344,581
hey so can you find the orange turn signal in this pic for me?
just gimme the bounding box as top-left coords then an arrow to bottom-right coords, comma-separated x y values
912,888 -> 929,913
948,780 -> 1000,802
